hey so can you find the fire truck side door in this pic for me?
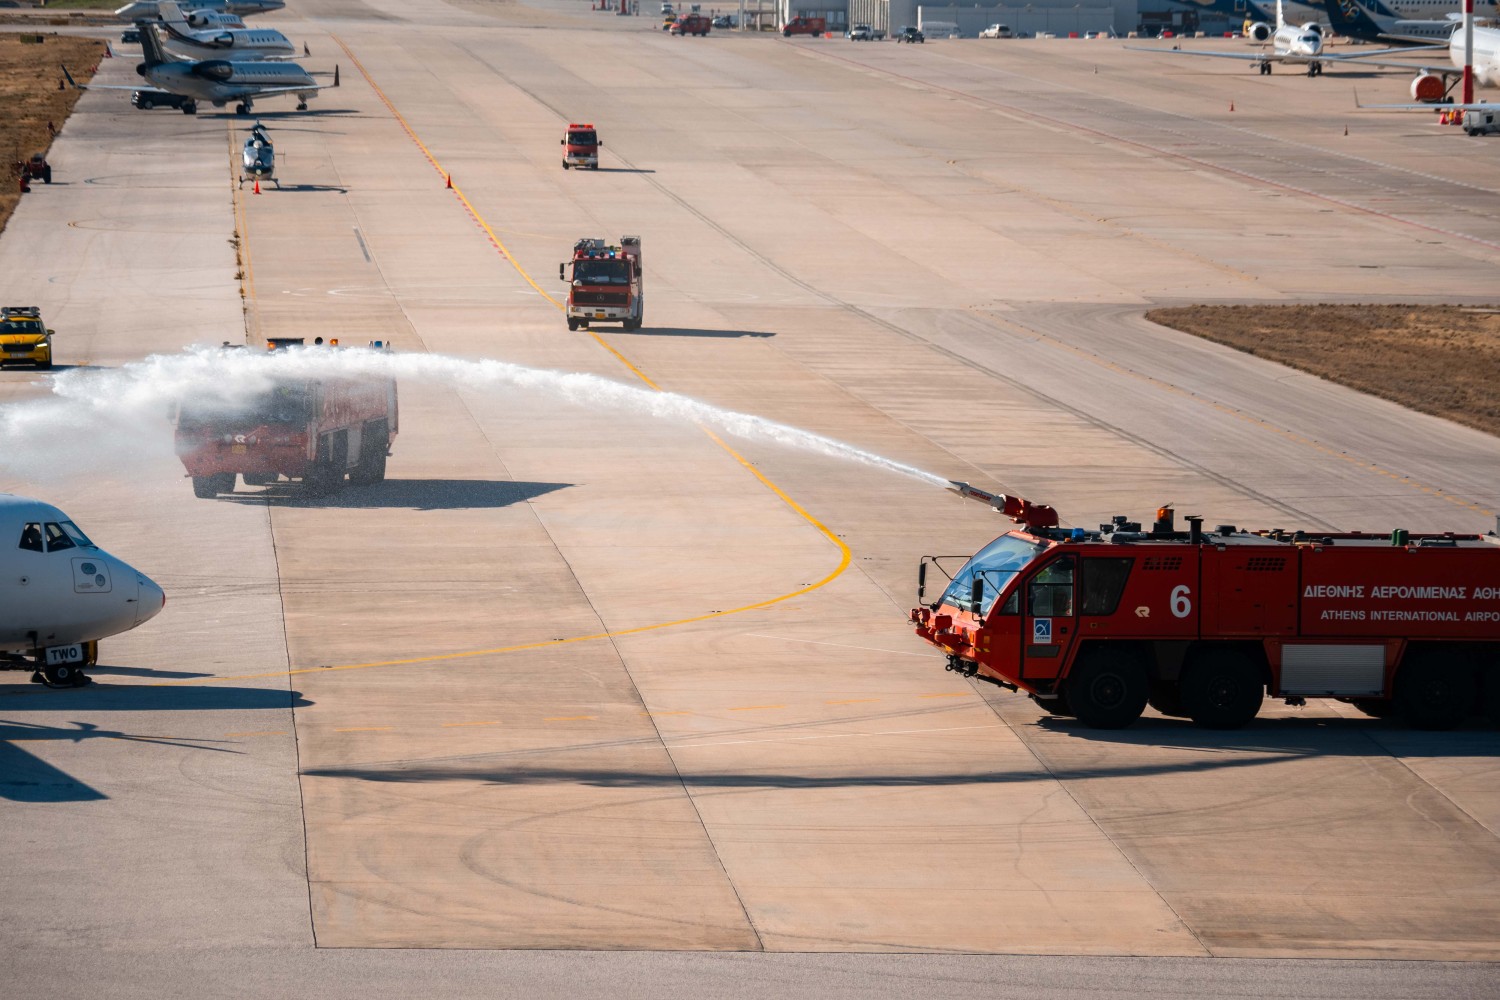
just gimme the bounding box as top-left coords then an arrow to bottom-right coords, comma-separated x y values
1020,555 -> 1076,682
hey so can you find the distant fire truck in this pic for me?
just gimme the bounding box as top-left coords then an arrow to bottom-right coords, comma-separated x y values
911,483 -> 1500,730
174,338 -> 398,498
559,236 -> 643,331
561,122 -> 600,169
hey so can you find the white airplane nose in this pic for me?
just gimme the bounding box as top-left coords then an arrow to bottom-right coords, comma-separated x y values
135,573 -> 166,626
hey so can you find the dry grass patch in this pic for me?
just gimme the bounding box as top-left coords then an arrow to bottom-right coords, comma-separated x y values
0,32 -> 105,238
1147,304 -> 1500,438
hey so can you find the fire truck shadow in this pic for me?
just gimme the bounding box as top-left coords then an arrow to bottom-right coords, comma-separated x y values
223,479 -> 569,510
619,327 -> 775,338
1035,714 -> 1500,754
593,167 -> 656,174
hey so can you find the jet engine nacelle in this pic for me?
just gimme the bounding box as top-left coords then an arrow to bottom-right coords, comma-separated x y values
136,61 -> 147,76
1299,21 -> 1323,35
1246,21 -> 1272,41
1410,72 -> 1445,102
193,59 -> 234,80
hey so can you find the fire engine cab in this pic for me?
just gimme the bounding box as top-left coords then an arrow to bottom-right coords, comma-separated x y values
561,123 -> 600,169
560,236 -> 643,331
911,482 -> 1500,731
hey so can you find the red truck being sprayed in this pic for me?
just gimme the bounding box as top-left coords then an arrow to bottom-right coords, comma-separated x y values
911,482 -> 1500,730
174,338 -> 398,498
560,236 -> 644,332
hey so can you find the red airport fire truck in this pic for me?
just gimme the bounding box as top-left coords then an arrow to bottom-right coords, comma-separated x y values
174,338 -> 398,498
560,236 -> 644,331
561,122 -> 601,170
911,482 -> 1500,730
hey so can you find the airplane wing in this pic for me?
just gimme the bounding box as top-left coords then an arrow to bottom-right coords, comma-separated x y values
1123,44 -> 1284,62
1325,42 -> 1446,58
61,65 -> 171,92
230,65 -> 338,95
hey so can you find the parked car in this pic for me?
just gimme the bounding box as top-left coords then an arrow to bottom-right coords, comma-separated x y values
848,23 -> 873,39
19,153 -> 50,185
978,23 -> 1011,38
895,25 -> 924,42
131,90 -> 196,113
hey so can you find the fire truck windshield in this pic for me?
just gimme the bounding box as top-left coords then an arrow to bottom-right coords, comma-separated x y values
179,383 -> 310,427
567,131 -> 596,146
940,534 -> 1048,615
574,259 -> 631,285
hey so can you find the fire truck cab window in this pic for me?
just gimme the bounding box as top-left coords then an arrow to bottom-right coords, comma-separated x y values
1080,557 -> 1133,616
568,131 -> 595,145
43,522 -> 76,553
574,259 -> 630,285
1029,556 -> 1075,617
941,533 -> 1048,616
18,523 -> 43,552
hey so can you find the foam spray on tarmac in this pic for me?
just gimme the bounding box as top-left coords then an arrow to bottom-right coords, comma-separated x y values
0,347 -> 950,486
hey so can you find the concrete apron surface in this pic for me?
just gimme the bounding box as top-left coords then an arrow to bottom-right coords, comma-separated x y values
0,0 -> 1498,974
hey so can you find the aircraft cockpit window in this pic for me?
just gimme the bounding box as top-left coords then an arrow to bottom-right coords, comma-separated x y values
59,520 -> 94,548
18,522 -> 43,552
43,521 -> 78,552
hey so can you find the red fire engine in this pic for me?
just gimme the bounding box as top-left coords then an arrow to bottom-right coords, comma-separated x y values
911,482 -> 1500,730
174,338 -> 398,498
559,236 -> 644,331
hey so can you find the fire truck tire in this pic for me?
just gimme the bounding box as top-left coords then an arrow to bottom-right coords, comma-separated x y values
1395,654 -> 1475,730
1147,681 -> 1187,718
1180,650 -> 1263,729
563,161 -> 570,169
1066,649 -> 1148,729
1344,697 -> 1397,719
567,318 -> 580,331
350,424 -> 389,485
191,473 -> 234,498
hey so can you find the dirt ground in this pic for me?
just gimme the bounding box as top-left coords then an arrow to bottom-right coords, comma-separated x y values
1148,304 -> 1500,439
0,32 -> 105,238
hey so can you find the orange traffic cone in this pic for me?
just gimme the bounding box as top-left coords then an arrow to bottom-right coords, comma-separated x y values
253,178 -> 261,195
1229,100 -> 1235,111
445,173 -> 452,189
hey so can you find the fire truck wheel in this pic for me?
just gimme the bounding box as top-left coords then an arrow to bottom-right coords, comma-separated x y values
567,318 -> 580,331
563,160 -> 570,169
1066,650 -> 1148,729
1147,681 -> 1187,718
1344,697 -> 1397,720
1181,650 -> 1263,729
350,426 -> 389,485
1395,655 -> 1475,730
191,473 -> 234,498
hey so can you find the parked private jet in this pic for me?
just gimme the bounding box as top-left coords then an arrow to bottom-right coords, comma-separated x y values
1128,0 -> 1423,74
156,0 -> 296,61
0,495 -> 165,687
1354,22 -> 1500,104
115,0 -> 283,20
67,22 -> 336,115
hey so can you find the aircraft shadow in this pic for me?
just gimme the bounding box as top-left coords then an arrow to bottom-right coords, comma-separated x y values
219,478 -> 570,511
617,327 -> 775,338
257,184 -> 350,193
0,682 -> 310,712
0,685 -> 310,803
86,664 -> 214,679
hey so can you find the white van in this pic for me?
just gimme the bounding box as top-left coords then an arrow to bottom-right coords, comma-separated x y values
1463,107 -> 1500,136
979,23 -> 1012,37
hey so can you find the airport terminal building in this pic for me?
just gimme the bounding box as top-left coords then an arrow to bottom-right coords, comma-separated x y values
784,0 -> 1223,38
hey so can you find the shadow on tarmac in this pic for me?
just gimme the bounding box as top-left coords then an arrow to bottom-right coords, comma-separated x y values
616,327 -> 774,338
262,184 -> 351,193
220,478 -> 569,511
0,685 -> 309,803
